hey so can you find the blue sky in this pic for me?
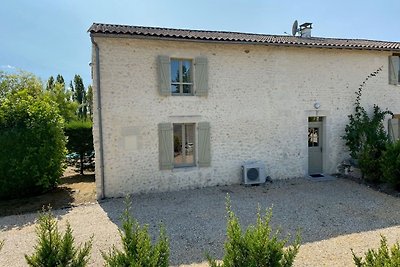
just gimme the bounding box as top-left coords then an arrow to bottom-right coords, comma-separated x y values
1,0 -> 399,88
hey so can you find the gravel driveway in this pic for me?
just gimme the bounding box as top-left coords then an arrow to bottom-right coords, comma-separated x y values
1,177 -> 400,266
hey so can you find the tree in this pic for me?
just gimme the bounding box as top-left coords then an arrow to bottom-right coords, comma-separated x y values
73,75 -> 86,120
102,197 -> 169,267
45,75 -> 78,123
56,74 -> 65,86
25,208 -> 93,267
0,87 -> 66,199
46,76 -> 55,91
47,82 -> 78,123
64,121 -> 93,175
69,81 -> 75,101
87,85 -> 93,120
0,70 -> 42,101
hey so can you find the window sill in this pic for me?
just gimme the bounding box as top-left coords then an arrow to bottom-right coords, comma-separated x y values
172,166 -> 198,172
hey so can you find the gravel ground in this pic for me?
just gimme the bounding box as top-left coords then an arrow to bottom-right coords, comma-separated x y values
1,177 -> 400,266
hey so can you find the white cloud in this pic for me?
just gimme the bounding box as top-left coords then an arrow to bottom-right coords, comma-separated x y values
0,65 -> 16,70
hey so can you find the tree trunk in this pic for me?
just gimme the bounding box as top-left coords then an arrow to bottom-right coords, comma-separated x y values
80,152 -> 84,175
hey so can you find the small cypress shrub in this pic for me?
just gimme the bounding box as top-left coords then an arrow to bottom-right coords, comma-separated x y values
352,236 -> 400,266
25,208 -> 93,267
102,197 -> 169,267
207,195 -> 301,267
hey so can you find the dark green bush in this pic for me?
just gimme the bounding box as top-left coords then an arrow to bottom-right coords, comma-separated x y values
25,208 -> 93,267
359,144 -> 385,183
352,236 -> 400,266
102,197 -> 169,267
64,120 -> 93,175
0,90 -> 66,199
207,195 -> 301,267
381,140 -> 400,189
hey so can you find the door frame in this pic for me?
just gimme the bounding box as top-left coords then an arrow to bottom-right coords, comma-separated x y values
307,115 -> 327,175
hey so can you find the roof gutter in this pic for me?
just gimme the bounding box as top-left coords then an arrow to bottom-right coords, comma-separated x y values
91,36 -> 106,199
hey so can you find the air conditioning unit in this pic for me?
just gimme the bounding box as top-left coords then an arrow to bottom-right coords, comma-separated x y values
242,163 -> 266,185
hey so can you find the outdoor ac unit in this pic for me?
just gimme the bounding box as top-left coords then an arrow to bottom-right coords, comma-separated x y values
242,163 -> 266,185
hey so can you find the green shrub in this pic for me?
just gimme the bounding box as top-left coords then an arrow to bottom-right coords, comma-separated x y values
0,90 -> 66,199
381,140 -> 400,189
343,67 -> 391,181
359,144 -> 385,183
102,197 -> 169,267
64,120 -> 93,175
352,236 -> 400,266
25,208 -> 93,267
0,239 -> 3,252
207,195 -> 301,267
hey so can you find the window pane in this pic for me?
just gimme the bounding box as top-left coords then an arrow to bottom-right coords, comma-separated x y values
183,84 -> 192,94
182,60 -> 192,83
185,124 -> 195,165
173,124 -> 183,164
171,60 -> 180,83
308,128 -> 319,147
171,84 -> 180,94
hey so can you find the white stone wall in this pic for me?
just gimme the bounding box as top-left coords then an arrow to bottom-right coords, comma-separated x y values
91,37 -> 400,198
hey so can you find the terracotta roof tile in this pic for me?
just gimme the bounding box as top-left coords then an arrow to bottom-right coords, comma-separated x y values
89,23 -> 400,51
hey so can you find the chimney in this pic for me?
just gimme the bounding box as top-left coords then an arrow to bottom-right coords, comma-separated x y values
299,22 -> 312,38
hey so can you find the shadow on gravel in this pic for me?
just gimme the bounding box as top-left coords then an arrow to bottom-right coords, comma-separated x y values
0,173 -> 95,230
98,178 -> 400,266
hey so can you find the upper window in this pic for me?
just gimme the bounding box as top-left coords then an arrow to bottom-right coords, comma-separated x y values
171,59 -> 193,95
158,56 -> 208,96
389,56 -> 400,85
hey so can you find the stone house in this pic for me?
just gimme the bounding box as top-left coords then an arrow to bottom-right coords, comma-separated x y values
89,23 -> 400,199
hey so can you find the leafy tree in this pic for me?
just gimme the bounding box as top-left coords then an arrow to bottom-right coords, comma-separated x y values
64,120 -> 93,175
47,82 -> 78,123
102,197 -> 169,267
0,70 -> 42,101
25,208 -> 93,267
208,195 -> 301,267
0,88 -> 66,199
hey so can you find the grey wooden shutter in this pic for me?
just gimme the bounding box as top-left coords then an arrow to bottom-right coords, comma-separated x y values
195,57 -> 208,96
158,56 -> 171,96
388,118 -> 400,142
158,123 -> 173,170
389,56 -> 399,85
198,122 -> 211,167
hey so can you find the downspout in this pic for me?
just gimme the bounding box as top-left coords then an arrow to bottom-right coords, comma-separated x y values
91,36 -> 106,199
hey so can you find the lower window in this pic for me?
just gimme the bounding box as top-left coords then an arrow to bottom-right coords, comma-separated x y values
173,123 -> 195,167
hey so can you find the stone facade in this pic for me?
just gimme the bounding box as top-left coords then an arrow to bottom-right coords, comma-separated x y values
91,36 -> 400,198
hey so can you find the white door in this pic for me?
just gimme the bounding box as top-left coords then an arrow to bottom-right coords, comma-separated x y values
308,119 -> 323,174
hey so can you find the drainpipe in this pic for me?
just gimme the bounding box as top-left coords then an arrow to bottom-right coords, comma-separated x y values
91,36 -> 106,199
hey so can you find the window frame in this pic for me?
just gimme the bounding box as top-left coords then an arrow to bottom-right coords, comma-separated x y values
173,122 -> 196,168
170,58 -> 194,96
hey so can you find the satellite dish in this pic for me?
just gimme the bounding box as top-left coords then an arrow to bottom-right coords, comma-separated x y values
292,20 -> 298,36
